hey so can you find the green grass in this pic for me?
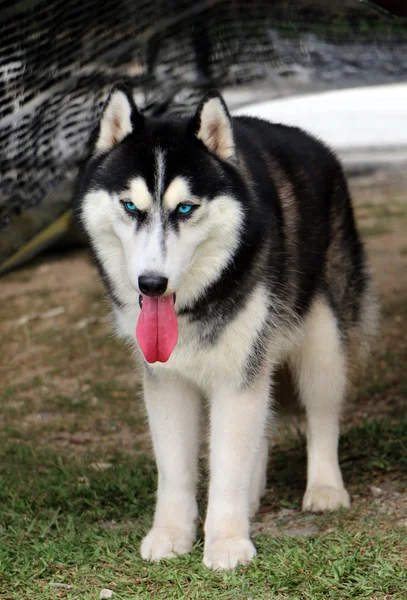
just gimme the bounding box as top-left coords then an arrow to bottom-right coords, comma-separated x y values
1,419 -> 406,600
359,223 -> 392,238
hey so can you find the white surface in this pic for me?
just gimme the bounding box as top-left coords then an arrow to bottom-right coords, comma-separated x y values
233,83 -> 407,152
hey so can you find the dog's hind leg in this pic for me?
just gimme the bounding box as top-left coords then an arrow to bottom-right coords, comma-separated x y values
292,298 -> 350,512
140,372 -> 201,561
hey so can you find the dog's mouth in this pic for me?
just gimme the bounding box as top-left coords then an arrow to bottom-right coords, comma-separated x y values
138,294 -> 176,309
136,294 -> 178,364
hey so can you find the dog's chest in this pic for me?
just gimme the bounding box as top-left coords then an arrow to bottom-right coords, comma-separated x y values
114,289 -> 270,389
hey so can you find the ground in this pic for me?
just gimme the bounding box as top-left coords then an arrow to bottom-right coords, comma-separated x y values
0,167 -> 406,599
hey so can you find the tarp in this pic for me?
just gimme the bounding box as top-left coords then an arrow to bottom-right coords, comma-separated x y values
233,83 -> 407,167
1,0 -> 406,273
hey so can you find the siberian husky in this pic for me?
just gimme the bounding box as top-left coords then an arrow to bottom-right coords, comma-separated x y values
76,85 -> 378,570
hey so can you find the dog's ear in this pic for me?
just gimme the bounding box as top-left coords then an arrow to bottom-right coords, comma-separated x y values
190,90 -> 235,160
94,84 -> 144,152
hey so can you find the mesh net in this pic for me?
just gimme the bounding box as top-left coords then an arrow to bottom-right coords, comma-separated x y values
1,0 -> 406,272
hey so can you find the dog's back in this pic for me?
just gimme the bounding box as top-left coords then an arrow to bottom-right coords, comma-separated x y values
225,115 -> 377,362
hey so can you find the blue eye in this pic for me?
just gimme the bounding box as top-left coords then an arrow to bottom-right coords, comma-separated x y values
124,201 -> 137,212
177,204 -> 193,215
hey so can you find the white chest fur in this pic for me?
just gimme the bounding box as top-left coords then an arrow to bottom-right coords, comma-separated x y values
114,284 -> 272,392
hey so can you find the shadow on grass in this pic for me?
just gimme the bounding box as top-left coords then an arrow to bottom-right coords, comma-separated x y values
0,447 -> 156,530
266,416 -> 407,509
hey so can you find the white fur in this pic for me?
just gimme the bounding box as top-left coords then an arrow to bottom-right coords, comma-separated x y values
172,194 -> 243,308
197,97 -> 235,160
163,176 -> 194,211
119,193 -> 242,298
119,211 -> 166,289
203,371 -> 270,569
82,178 -> 244,302
121,177 -> 153,211
290,298 -> 350,511
133,295 -> 350,568
249,435 -> 269,516
96,90 -> 133,152
140,373 -> 201,560
155,149 -> 165,200
116,283 -> 272,390
81,190 -> 135,304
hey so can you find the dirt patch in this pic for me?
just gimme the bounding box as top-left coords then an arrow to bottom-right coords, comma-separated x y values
252,476 -> 407,541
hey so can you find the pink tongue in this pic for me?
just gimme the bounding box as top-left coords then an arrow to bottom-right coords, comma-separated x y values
136,295 -> 178,363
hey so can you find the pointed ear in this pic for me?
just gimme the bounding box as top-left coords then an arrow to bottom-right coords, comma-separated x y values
95,84 -> 143,152
191,90 -> 235,161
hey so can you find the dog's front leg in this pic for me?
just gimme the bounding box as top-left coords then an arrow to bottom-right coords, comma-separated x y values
204,372 -> 270,570
140,371 -> 201,561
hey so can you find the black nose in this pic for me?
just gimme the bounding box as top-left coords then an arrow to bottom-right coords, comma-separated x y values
138,275 -> 168,297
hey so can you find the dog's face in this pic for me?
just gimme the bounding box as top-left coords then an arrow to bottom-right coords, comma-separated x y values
80,86 -> 245,308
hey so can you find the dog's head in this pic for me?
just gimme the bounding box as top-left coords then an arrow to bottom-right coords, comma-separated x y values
79,85 -> 246,310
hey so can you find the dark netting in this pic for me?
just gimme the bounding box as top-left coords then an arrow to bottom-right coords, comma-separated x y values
1,0 -> 407,272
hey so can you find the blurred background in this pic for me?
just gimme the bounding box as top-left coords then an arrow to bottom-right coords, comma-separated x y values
0,1 -> 406,597
1,0 -> 407,271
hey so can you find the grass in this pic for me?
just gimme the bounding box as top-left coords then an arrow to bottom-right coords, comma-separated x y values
359,223 -> 392,238
1,418 -> 406,600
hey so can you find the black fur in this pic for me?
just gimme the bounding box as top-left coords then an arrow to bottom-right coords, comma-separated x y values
76,87 -> 371,378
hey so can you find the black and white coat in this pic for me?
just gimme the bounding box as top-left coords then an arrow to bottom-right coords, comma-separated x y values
76,85 -> 378,570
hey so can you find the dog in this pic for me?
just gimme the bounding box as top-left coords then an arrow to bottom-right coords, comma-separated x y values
76,84 -> 378,570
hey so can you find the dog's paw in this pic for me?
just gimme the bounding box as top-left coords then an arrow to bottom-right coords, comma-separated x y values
302,485 -> 350,512
140,527 -> 194,561
203,537 -> 256,570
